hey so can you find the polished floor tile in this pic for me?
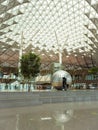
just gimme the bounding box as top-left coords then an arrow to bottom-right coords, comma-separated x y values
0,102 -> 98,130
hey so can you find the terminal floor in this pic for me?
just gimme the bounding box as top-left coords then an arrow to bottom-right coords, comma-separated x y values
0,101 -> 98,130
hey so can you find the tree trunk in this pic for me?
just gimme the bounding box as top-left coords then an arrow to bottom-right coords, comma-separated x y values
28,80 -> 31,92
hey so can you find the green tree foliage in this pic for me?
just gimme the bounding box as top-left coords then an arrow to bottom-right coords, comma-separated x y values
88,67 -> 98,74
20,52 -> 41,79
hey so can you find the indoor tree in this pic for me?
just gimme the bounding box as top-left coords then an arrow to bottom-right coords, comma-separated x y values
20,52 -> 41,91
88,67 -> 98,74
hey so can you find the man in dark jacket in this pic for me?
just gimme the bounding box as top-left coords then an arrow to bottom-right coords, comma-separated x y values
62,77 -> 67,91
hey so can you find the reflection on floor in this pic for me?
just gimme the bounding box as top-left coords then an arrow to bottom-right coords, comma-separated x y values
0,102 -> 98,130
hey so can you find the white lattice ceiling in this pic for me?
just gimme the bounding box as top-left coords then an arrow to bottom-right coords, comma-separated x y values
0,0 -> 98,68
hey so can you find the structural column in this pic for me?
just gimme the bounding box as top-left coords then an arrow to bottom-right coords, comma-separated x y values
59,51 -> 62,65
18,32 -> 23,76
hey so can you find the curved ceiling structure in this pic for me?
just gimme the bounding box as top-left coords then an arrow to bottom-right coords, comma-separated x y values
0,0 -> 98,69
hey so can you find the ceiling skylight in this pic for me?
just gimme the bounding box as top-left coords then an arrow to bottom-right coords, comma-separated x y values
0,0 -> 98,67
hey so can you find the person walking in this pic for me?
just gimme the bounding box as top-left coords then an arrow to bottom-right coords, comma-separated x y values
62,77 -> 67,91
